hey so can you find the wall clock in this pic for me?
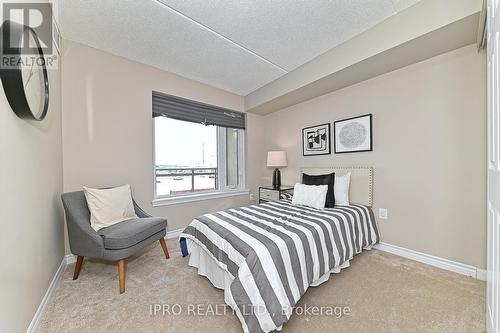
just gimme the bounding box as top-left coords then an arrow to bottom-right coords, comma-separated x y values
0,20 -> 49,121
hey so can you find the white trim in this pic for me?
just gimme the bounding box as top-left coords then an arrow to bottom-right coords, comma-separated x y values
26,256 -> 67,333
217,127 -> 226,190
165,228 -> 183,239
374,242 -> 485,280
217,127 -> 246,192
152,189 -> 249,207
477,268 -> 487,281
488,304 -> 494,333
238,129 -> 246,191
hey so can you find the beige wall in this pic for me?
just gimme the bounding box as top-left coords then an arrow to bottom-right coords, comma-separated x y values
0,54 -> 64,330
263,44 -> 486,269
61,40 -> 486,269
61,40 -> 266,252
0,23 -> 485,333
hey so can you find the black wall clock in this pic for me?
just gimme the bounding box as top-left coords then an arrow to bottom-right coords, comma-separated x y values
0,20 -> 49,121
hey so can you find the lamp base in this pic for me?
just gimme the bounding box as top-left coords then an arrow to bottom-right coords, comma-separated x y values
272,168 -> 281,189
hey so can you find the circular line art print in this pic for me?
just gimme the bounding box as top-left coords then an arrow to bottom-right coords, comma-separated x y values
339,122 -> 367,148
334,114 -> 372,153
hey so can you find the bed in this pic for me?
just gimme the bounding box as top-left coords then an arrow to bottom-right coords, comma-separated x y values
179,167 -> 379,333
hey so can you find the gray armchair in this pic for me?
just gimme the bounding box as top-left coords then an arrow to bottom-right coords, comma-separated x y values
61,190 -> 169,294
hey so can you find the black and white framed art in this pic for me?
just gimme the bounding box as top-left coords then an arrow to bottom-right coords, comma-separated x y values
302,123 -> 331,156
334,114 -> 372,153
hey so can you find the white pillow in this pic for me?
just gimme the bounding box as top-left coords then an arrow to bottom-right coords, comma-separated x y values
83,184 -> 138,231
292,183 -> 328,210
334,172 -> 351,206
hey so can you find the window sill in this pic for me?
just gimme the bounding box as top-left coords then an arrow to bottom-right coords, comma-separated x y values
152,189 -> 250,207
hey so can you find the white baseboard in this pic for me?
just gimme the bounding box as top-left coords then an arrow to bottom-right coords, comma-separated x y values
26,256 -> 67,333
477,268 -> 487,281
374,242 -> 486,281
165,228 -> 183,239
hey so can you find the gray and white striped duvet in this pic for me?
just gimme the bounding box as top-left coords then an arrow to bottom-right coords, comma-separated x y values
180,199 -> 379,333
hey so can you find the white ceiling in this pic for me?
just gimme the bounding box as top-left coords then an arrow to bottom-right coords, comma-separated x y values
60,0 -> 421,95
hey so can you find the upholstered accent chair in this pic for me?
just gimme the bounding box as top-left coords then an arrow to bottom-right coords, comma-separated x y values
61,191 -> 169,294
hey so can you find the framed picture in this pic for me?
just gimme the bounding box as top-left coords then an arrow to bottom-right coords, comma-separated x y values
334,114 -> 372,153
302,123 -> 331,156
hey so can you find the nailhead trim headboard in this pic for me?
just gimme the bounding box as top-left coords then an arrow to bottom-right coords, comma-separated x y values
300,166 -> 373,207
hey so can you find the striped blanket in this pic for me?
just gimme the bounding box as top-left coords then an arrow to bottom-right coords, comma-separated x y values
180,199 -> 379,333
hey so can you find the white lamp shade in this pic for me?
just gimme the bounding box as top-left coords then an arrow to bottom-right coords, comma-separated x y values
267,151 -> 287,167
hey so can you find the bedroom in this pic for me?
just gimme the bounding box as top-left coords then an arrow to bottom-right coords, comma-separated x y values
0,0 -> 496,332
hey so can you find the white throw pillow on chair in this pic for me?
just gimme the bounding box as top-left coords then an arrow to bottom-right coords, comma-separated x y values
83,184 -> 138,231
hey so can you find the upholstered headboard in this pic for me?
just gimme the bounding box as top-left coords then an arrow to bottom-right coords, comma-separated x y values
300,166 -> 373,206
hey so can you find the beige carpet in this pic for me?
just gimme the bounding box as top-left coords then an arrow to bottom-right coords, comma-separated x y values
39,241 -> 485,333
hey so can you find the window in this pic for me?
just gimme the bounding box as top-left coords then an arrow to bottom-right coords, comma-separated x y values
152,92 -> 246,205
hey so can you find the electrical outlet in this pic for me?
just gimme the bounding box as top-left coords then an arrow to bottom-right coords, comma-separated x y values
378,208 -> 388,220
249,193 -> 255,201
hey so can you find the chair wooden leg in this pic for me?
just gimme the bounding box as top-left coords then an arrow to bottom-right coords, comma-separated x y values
118,259 -> 126,294
73,256 -> 84,280
159,238 -> 170,259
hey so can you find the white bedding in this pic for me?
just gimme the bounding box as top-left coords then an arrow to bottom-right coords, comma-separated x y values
187,238 -> 359,290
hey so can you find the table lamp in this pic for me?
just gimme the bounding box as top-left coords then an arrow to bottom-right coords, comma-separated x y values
267,151 -> 287,189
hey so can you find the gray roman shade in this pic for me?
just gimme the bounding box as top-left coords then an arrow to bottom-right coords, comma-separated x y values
152,91 -> 246,129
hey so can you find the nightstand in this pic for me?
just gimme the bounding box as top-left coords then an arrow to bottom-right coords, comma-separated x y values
259,185 -> 294,204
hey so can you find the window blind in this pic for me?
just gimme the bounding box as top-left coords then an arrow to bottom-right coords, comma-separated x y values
152,91 -> 246,129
